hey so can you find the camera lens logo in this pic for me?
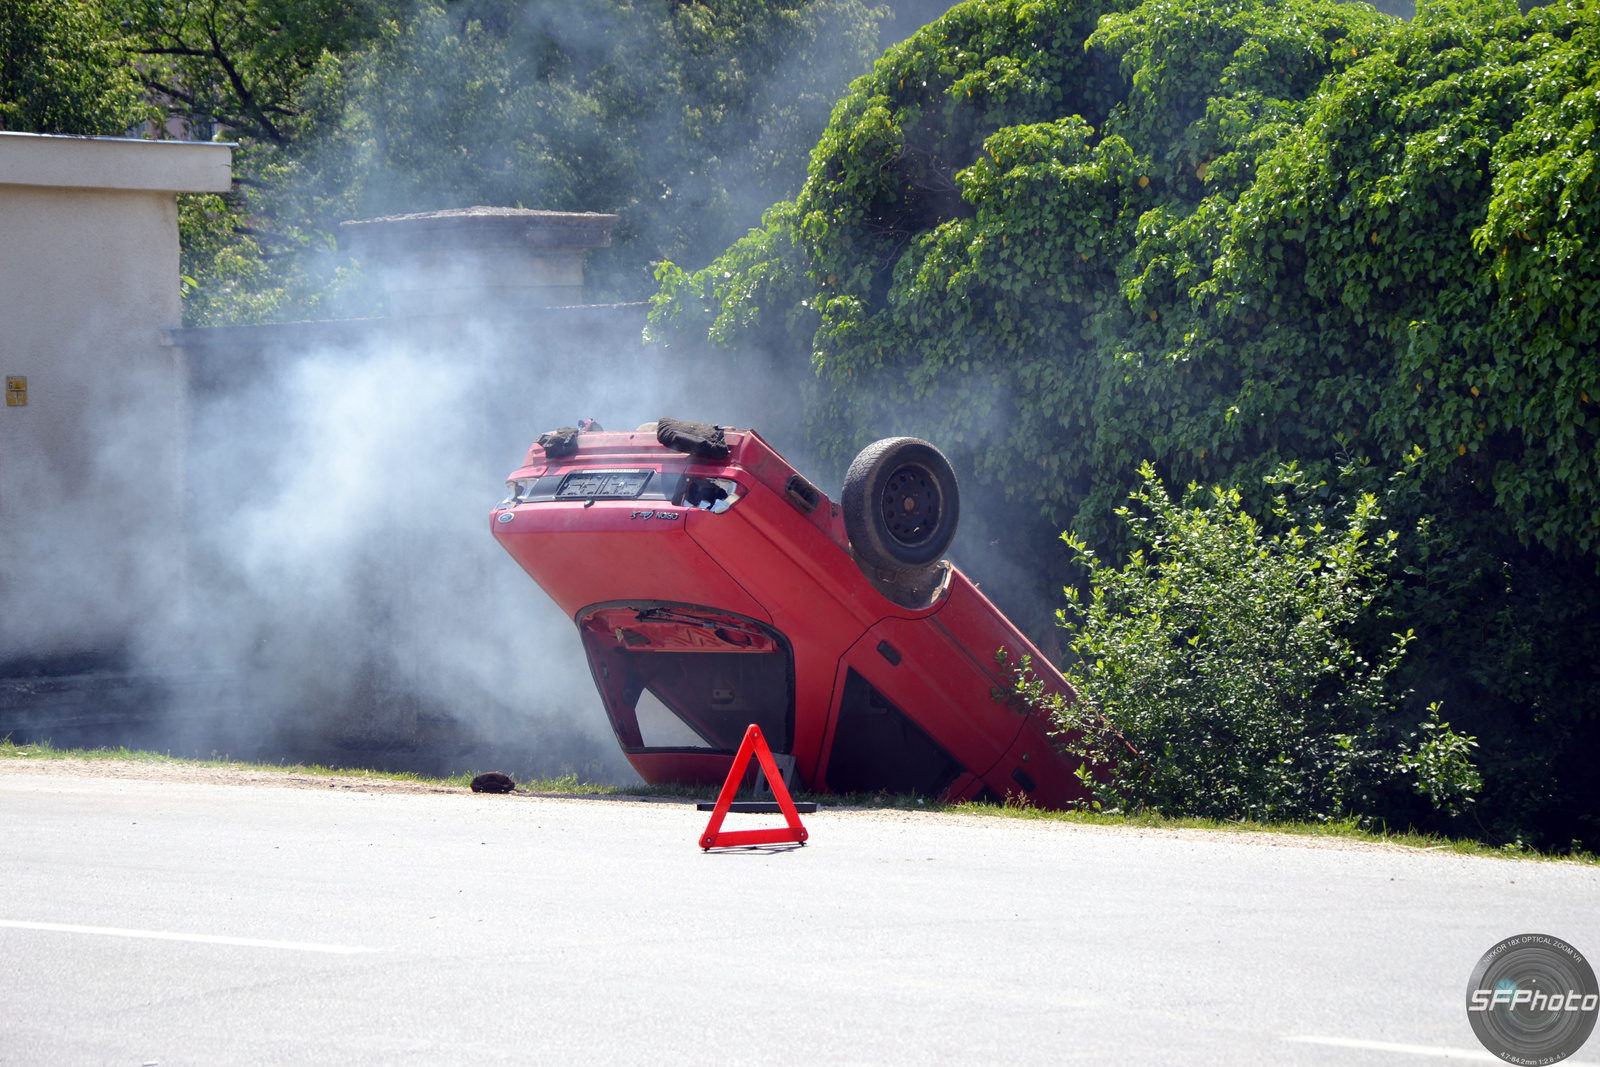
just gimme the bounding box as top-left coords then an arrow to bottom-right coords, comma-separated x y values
1467,934 -> 1597,1064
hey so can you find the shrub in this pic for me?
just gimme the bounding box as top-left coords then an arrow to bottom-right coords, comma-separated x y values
1005,462 -> 1481,822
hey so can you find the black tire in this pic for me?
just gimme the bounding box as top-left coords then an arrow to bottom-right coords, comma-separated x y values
841,437 -> 960,570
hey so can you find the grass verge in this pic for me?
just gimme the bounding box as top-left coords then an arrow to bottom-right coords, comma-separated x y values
3,736 -> 1591,864
941,798 -> 1600,865
0,736 -> 618,794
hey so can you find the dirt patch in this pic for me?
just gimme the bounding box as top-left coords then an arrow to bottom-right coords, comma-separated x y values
812,805 -> 1438,855
0,757 -> 467,795
0,756 -> 698,804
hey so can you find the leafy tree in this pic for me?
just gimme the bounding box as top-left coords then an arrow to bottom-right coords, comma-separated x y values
114,0 -> 398,144
179,191 -> 292,323
650,0 -> 1600,845
1004,462 -> 1480,823
0,0 -> 147,133
158,0 -> 889,324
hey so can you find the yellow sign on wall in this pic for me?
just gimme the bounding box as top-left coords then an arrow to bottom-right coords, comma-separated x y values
5,376 -> 25,407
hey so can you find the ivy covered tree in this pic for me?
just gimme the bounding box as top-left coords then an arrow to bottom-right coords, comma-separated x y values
650,0 -> 1600,846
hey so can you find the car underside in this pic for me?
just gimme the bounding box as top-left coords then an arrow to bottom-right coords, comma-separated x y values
491,419 -> 1090,808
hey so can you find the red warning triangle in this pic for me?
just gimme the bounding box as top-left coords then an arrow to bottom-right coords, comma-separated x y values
699,724 -> 809,850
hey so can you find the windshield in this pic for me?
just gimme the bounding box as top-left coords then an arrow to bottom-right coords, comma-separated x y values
579,603 -> 794,754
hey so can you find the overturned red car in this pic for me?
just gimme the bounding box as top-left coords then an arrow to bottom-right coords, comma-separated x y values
490,418 -> 1089,807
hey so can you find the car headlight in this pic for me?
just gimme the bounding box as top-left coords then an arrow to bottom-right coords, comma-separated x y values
684,477 -> 741,513
500,478 -> 535,507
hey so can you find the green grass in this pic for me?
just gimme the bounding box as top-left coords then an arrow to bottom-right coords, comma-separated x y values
0,736 -> 618,794
939,798 -> 1600,865
3,736 -> 1592,864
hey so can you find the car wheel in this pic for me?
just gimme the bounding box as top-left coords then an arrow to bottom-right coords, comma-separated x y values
842,437 -> 960,570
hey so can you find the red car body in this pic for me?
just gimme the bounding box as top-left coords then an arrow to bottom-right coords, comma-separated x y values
491,427 -> 1089,808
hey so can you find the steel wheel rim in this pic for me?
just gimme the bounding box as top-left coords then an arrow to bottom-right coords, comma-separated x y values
880,463 -> 940,546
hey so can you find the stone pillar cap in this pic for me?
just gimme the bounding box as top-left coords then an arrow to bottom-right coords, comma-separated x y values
340,207 -> 618,254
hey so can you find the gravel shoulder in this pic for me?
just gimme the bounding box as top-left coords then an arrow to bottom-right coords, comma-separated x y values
0,756 -> 465,795
0,755 -> 1479,858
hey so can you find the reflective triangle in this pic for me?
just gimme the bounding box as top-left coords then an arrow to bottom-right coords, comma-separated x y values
699,724 -> 809,850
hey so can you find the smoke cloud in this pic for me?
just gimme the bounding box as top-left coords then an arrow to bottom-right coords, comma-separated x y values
1,292 -> 811,784
1,0 -> 987,781
172,310 -> 810,780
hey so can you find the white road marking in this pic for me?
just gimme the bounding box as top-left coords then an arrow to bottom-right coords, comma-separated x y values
1290,1035 -> 1599,1063
0,919 -> 377,954
1288,1037 -> 1496,1060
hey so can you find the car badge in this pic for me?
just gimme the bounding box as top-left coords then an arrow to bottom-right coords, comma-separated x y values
496,512 -> 515,523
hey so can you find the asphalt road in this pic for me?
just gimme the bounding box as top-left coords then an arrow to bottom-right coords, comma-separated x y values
2,770 -> 1597,1066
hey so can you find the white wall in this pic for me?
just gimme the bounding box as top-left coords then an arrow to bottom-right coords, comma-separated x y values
0,134 -> 231,661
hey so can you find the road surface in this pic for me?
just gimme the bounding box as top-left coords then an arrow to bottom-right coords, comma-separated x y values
1,765 -> 1596,1065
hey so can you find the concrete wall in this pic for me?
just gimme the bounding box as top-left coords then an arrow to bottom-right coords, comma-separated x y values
0,133 -> 231,664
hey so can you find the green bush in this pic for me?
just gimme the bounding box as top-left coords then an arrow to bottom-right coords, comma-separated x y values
1003,462 -> 1481,822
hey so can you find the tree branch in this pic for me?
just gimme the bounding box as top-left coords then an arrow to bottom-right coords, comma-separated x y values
202,17 -> 286,143
233,224 -> 302,247
135,45 -> 225,58
139,76 -> 199,108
